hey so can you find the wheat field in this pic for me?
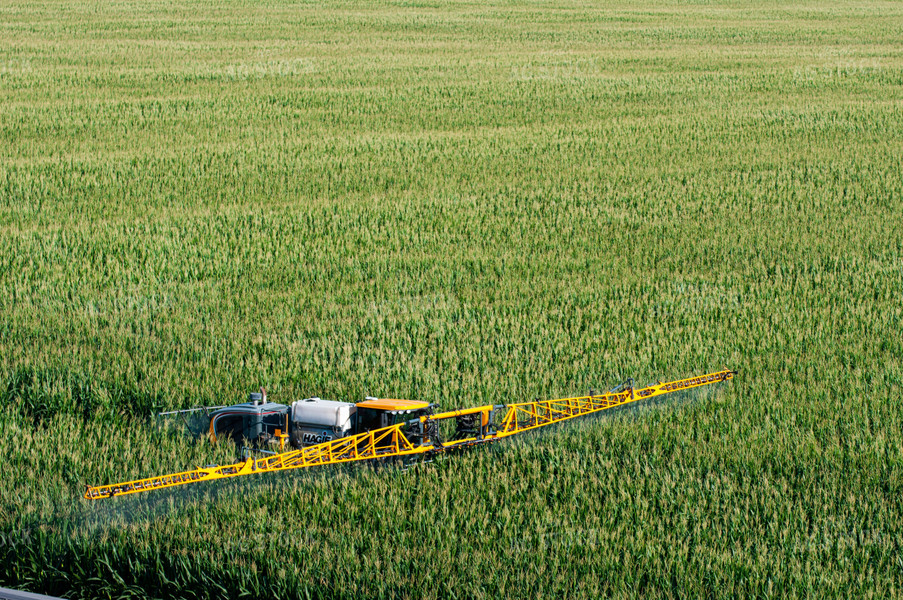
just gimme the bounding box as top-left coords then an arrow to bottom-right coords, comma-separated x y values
1,0 -> 901,597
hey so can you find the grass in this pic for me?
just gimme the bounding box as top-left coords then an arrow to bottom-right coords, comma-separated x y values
1,0 -> 902,597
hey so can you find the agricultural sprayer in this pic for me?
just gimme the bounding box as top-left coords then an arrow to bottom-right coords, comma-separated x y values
85,369 -> 735,499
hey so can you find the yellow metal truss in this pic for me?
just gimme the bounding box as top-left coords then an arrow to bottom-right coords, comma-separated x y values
84,369 -> 735,499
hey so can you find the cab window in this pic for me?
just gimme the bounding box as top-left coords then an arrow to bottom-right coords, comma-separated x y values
357,408 -> 385,432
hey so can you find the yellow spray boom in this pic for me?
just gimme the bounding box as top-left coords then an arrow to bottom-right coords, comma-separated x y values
84,369 -> 735,500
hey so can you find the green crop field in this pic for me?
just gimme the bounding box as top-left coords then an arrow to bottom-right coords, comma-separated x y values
1,0 -> 902,597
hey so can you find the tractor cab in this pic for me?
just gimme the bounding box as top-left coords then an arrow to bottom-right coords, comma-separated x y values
354,398 -> 432,434
208,391 -> 289,445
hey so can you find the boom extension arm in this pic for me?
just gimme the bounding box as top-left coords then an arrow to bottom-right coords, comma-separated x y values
84,369 -> 735,500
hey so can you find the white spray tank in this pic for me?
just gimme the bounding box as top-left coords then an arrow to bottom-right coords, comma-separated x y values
290,398 -> 356,446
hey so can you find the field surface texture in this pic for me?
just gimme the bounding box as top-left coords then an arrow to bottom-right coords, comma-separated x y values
1,0 -> 902,598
